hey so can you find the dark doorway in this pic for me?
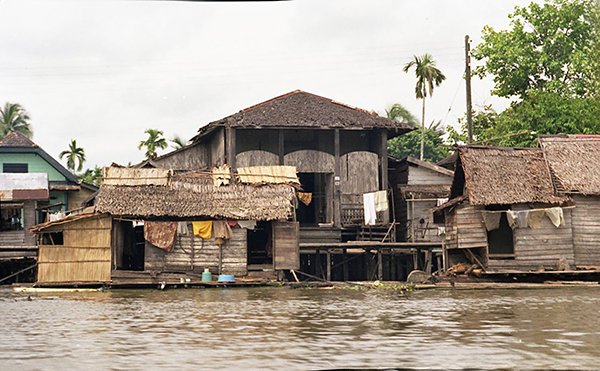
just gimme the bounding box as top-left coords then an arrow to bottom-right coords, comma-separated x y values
486,208 -> 515,258
114,221 -> 145,270
297,173 -> 332,225
247,221 -> 272,265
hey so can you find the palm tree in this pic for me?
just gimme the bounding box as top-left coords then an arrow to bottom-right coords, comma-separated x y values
60,139 -> 86,172
138,128 -> 168,159
385,103 -> 420,128
0,102 -> 33,139
403,53 -> 446,160
170,134 -> 188,149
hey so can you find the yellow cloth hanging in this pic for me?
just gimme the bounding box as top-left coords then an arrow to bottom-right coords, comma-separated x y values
298,192 -> 312,206
192,221 -> 213,239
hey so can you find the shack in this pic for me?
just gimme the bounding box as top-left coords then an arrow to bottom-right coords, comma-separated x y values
539,135 -> 600,269
388,156 -> 453,242
435,146 -> 571,271
29,166 -> 299,286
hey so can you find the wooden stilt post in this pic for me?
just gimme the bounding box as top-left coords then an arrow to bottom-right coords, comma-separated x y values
377,249 -> 383,281
326,250 -> 332,281
342,247 -> 349,281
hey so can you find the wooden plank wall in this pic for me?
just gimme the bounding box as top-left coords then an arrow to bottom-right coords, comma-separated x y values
443,209 -> 458,249
407,166 -> 453,185
410,200 -> 444,242
153,142 -> 210,170
489,205 -> 575,271
273,221 -> 299,270
340,151 -> 378,205
571,195 -> 600,267
37,215 -> 112,283
144,223 -> 248,277
456,204 -> 488,250
284,149 -> 335,173
236,150 -> 278,167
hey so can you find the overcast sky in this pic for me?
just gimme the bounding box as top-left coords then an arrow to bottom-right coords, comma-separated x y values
0,0 -> 535,169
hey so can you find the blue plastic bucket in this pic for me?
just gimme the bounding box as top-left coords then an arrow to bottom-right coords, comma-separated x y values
218,274 -> 235,282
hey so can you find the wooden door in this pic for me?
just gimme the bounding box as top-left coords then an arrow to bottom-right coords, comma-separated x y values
273,221 -> 299,270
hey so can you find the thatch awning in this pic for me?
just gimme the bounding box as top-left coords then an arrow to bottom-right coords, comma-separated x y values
539,135 -> 600,195
458,146 -> 567,206
94,170 -> 296,220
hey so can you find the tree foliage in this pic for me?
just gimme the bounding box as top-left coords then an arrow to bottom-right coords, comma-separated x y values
402,53 -> 446,160
0,102 -> 33,139
79,166 -> 103,186
468,0 -> 600,145
170,134 -> 188,150
59,139 -> 86,172
138,128 -> 168,159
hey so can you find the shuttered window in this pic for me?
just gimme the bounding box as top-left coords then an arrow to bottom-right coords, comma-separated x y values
3,163 -> 28,173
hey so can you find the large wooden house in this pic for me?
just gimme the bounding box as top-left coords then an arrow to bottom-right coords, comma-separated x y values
141,90 -> 411,232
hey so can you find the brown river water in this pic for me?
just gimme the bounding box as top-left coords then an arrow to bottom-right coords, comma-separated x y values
1,286 -> 600,370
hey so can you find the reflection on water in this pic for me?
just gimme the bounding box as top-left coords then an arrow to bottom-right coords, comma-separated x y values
1,286 -> 600,370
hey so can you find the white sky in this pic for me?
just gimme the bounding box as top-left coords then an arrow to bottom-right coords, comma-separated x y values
0,0 -> 534,169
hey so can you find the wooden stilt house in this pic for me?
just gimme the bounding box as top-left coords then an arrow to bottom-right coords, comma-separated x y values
30,166 -> 299,286
539,135 -> 600,269
435,146 -> 571,271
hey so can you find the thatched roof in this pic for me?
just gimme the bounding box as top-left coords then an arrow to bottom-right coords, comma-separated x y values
192,90 -> 412,141
539,135 -> 600,195
454,146 -> 566,206
94,170 -> 296,220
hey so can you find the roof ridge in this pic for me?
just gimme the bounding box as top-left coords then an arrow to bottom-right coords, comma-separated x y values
0,131 -> 38,147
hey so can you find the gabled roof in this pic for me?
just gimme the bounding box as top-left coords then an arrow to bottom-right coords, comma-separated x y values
0,131 -> 79,184
539,135 -> 600,196
191,90 -> 412,142
391,155 -> 454,177
0,131 -> 37,147
450,146 -> 566,206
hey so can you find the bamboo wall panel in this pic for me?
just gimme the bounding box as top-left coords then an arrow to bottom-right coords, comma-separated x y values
37,214 -> 112,283
571,195 -> 600,267
154,142 -> 210,170
340,151 -> 379,204
284,149 -> 335,173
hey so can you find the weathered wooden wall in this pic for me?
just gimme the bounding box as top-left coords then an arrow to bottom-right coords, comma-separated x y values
408,200 -> 444,242
489,205 -> 574,271
444,204 -> 488,250
236,150 -> 278,167
153,142 -> 210,170
210,128 -> 226,167
68,187 -> 96,210
571,195 -> 600,268
284,149 -> 335,173
407,166 -> 453,185
37,214 -> 112,283
144,223 -> 247,277
273,221 -> 299,270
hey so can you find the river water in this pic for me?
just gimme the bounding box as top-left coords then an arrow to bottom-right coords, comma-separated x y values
1,285 -> 600,370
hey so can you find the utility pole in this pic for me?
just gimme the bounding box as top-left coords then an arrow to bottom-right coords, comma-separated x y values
465,35 -> 473,144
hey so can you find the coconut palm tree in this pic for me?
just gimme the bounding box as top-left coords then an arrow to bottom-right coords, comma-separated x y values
59,139 -> 86,172
403,53 -> 446,160
385,103 -> 420,128
170,134 -> 188,150
138,128 -> 168,159
0,102 -> 33,139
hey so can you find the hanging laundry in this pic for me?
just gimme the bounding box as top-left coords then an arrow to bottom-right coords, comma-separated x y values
227,220 -> 239,228
192,221 -> 213,239
297,192 -> 312,206
545,207 -> 564,228
437,198 -> 449,207
144,221 -> 178,252
213,220 -> 233,245
507,210 -> 529,229
177,221 -> 189,236
374,190 -> 388,212
481,211 -> 502,231
238,220 -> 257,230
363,192 -> 376,226
528,209 -> 545,229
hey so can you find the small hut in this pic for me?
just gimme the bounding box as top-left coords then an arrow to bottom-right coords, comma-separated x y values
388,156 -> 453,242
30,166 -> 299,286
435,146 -> 570,271
539,135 -> 600,268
